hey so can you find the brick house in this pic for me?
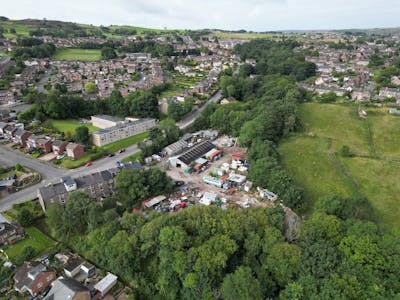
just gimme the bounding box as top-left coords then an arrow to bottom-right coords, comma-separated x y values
14,262 -> 56,297
36,138 -> 53,153
52,140 -> 69,155
0,221 -> 24,245
66,143 -> 85,160
26,135 -> 41,149
12,129 -> 32,147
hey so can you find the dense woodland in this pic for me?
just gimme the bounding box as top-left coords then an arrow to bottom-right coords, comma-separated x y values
47,190 -> 400,299
41,39 -> 400,299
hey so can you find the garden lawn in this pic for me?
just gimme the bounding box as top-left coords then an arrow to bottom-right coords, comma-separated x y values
5,227 -> 56,262
57,151 -> 105,169
53,48 -> 102,61
49,119 -> 100,134
102,132 -> 148,153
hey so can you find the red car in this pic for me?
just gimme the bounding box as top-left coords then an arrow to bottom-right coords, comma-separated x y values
85,162 -> 93,167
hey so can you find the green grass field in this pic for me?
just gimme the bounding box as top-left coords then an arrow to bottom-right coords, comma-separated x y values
298,103 -> 370,156
1,22 -> 31,38
53,48 -> 102,61
279,136 -> 357,212
102,132 -> 148,153
49,119 -> 100,134
5,227 -> 56,262
279,103 -> 400,226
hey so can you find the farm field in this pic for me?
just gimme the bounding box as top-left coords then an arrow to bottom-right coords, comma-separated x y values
53,48 -> 102,61
0,22 -> 31,38
49,119 -> 100,134
279,103 -> 400,226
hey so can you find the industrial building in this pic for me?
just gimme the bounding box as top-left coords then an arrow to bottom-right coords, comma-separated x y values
168,140 -> 216,169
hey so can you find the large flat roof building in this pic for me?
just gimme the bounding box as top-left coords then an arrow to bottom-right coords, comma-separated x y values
91,115 -> 125,129
92,118 -> 156,147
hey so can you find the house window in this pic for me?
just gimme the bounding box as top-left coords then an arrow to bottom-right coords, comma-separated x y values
47,274 -> 53,282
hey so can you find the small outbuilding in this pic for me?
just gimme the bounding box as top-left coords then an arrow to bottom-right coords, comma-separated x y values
94,273 -> 118,297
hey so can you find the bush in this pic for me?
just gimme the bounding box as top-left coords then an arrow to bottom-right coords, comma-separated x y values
14,163 -> 23,171
17,208 -> 35,227
339,145 -> 353,157
16,246 -> 36,265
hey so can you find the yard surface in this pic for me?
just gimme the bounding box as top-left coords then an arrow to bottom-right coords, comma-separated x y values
279,103 -> 400,226
5,227 -> 56,262
53,48 -> 102,61
49,119 -> 100,134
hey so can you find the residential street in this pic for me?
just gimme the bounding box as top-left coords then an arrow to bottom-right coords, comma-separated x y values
0,89 -> 221,211
178,89 -> 222,130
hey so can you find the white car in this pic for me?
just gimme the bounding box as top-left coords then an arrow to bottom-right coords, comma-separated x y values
56,154 -> 66,160
242,202 -> 250,208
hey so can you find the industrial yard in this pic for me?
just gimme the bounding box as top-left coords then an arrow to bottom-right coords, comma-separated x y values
147,135 -> 279,212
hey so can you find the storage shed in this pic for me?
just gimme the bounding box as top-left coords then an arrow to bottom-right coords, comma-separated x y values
94,273 -> 118,297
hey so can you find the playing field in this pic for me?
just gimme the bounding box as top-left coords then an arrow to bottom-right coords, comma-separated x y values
279,103 -> 400,226
53,48 -> 102,61
49,119 -> 99,134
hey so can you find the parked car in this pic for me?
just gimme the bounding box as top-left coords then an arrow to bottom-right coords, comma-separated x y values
108,153 -> 115,157
85,162 -> 93,167
56,154 -> 66,160
118,148 -> 126,154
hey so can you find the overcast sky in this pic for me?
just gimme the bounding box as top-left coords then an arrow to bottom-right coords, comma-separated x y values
3,0 -> 400,31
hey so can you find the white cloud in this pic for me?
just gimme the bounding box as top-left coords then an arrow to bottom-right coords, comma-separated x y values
2,0 -> 400,30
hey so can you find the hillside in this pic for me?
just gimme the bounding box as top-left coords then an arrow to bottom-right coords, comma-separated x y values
279,103 -> 400,226
0,18 -> 183,39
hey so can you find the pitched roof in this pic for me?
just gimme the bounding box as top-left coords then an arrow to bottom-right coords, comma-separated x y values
14,261 -> 47,292
52,140 -> 68,147
66,143 -> 83,150
38,183 -> 67,202
44,277 -> 89,300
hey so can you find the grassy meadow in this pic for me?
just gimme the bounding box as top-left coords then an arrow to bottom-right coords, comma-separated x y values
279,103 -> 400,226
53,48 -> 102,61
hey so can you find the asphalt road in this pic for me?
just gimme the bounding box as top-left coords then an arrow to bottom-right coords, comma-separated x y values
0,89 -> 222,211
177,89 -> 222,130
36,69 -> 51,94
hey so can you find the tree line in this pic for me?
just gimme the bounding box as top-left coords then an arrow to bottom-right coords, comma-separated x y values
19,83 -> 173,123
